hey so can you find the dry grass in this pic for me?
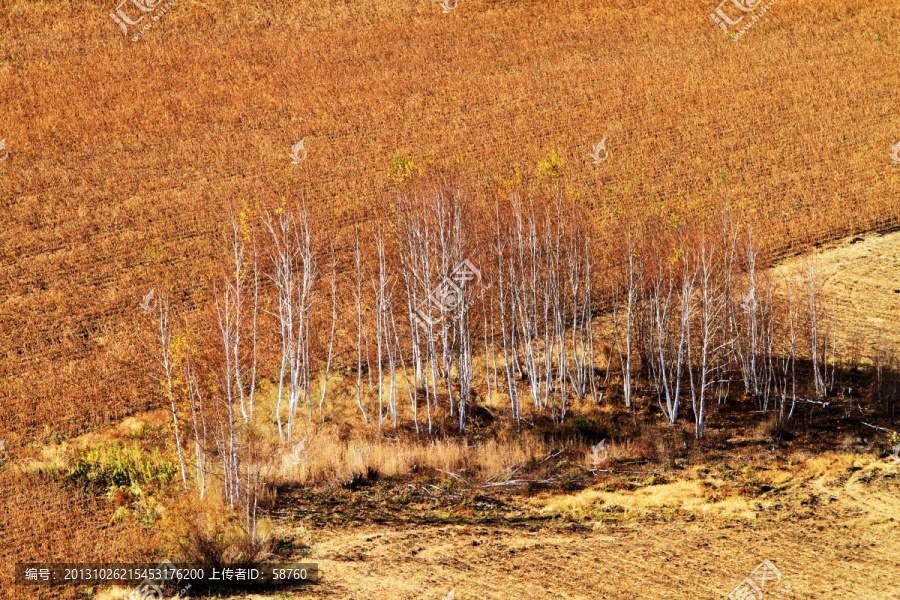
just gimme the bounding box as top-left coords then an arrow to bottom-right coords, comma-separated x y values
93,587 -> 133,600
771,230 -> 900,364
542,451 -> 899,522
270,425 -> 556,486
266,450 -> 900,599
541,479 -> 764,520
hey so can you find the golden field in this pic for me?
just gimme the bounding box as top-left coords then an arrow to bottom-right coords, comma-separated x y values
1,0 -> 898,441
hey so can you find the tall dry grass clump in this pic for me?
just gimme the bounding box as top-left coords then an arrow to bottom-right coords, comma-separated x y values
269,421 -> 557,486
157,493 -> 274,571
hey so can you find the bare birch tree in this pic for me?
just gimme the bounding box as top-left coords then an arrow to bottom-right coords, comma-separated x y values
318,248 -> 338,424
354,226 -> 370,424
145,290 -> 189,490
808,258 -> 826,397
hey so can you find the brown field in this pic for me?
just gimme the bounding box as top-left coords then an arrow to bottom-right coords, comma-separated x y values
89,447 -> 900,599
283,456 -> 900,600
1,0 -> 900,598
772,230 -> 900,364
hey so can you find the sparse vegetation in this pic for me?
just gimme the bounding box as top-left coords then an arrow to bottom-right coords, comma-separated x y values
66,442 -> 177,492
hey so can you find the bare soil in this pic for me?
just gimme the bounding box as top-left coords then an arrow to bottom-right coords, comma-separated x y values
255,457 -> 900,600
772,230 -> 900,364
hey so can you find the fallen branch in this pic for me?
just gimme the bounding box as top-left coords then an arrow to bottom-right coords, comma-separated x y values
541,449 -> 565,463
436,469 -> 468,484
481,478 -> 557,488
484,465 -> 521,485
589,469 -> 662,475
860,421 -> 895,434
795,396 -> 830,407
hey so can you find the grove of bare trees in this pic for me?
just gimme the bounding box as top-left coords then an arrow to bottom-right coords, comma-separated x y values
141,178 -> 842,536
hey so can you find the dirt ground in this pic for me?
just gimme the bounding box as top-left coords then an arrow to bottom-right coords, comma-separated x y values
13,231 -> 900,600
772,229 -> 900,364
250,455 -> 900,600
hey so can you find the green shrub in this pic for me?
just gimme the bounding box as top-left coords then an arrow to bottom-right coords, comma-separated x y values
571,417 -> 592,437
571,416 -> 605,443
66,442 -> 177,491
